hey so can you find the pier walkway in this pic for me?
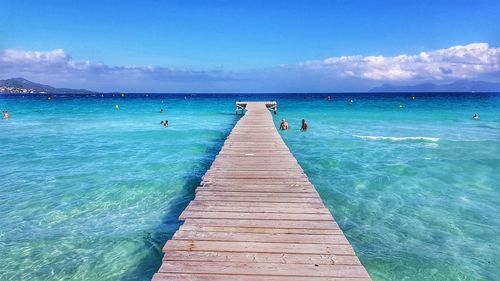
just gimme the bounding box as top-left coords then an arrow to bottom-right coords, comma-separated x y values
153,102 -> 371,280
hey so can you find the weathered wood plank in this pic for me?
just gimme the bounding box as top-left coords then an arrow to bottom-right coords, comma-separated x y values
184,204 -> 330,214
193,196 -> 323,203
194,191 -> 320,198
179,211 -> 333,221
200,183 -> 314,188
157,261 -> 370,277
195,186 -> 315,193
186,200 -> 326,209
178,225 -> 344,235
182,218 -> 340,229
153,273 -> 371,281
172,231 -> 349,244
163,241 -> 356,255
163,250 -> 361,265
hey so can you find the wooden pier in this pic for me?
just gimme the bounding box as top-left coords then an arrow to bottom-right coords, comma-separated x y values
236,101 -> 277,114
153,102 -> 371,280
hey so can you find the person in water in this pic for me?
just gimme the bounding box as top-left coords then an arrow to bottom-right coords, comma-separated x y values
164,120 -> 169,127
301,119 -> 308,131
280,119 -> 288,130
160,108 -> 164,113
473,113 -> 479,120
2,110 -> 9,120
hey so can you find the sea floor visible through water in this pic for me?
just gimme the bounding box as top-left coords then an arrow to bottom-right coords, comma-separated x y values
0,93 -> 499,280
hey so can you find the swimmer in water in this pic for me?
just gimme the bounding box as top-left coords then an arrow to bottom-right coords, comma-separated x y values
280,119 -> 289,130
164,120 -> 169,127
3,110 -> 9,120
160,108 -> 164,113
301,119 -> 308,131
473,113 -> 479,120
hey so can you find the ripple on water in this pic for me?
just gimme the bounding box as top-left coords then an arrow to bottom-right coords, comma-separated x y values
1,94 -> 499,280
0,96 -> 237,280
277,96 -> 500,280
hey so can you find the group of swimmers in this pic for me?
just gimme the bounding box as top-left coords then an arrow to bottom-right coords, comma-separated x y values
159,108 -> 169,127
280,119 -> 308,131
0,107 -> 482,125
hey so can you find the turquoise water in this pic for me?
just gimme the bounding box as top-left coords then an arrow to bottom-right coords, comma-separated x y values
1,93 -> 499,280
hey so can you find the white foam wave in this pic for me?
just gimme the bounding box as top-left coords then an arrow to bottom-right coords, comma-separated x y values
353,135 -> 439,142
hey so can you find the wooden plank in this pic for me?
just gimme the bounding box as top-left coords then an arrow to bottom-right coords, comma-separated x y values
163,241 -> 356,255
184,204 -> 330,214
163,250 -> 361,265
179,211 -> 333,221
202,174 -> 308,178
178,225 -> 344,235
182,218 -> 340,230
194,191 -> 320,198
203,171 -> 306,176
172,231 -> 349,244
157,261 -> 370,277
207,168 -> 304,172
186,200 -> 325,209
201,179 -> 311,183
193,196 -> 323,203
153,273 -> 371,281
195,186 -> 315,193
202,176 -> 309,180
199,183 -> 314,188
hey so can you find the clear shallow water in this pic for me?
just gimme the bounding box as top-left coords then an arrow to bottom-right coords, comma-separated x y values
1,93 -> 499,280
0,95 -> 238,280
275,94 -> 500,281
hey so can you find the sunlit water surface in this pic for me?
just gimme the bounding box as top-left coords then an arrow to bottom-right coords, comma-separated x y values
1,93 -> 499,280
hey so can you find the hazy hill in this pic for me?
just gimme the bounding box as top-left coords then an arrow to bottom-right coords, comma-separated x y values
0,78 -> 94,94
369,80 -> 500,93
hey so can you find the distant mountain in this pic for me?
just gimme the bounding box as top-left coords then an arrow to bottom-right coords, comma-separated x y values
0,78 -> 94,94
369,80 -> 500,93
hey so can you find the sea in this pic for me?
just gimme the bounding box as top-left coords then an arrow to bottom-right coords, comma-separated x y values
1,93 -> 499,281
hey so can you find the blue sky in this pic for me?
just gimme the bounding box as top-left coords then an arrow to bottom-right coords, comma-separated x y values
0,0 -> 499,92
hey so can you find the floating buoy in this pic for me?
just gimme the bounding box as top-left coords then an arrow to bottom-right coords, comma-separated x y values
121,93 -> 125,97
399,104 -> 403,108
48,97 -> 51,100
350,99 -> 353,103
115,104 -> 119,109
412,96 -> 416,100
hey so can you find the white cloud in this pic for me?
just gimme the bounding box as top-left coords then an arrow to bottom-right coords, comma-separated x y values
1,49 -> 67,63
0,43 -> 499,92
302,43 -> 500,81
0,49 -> 233,92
